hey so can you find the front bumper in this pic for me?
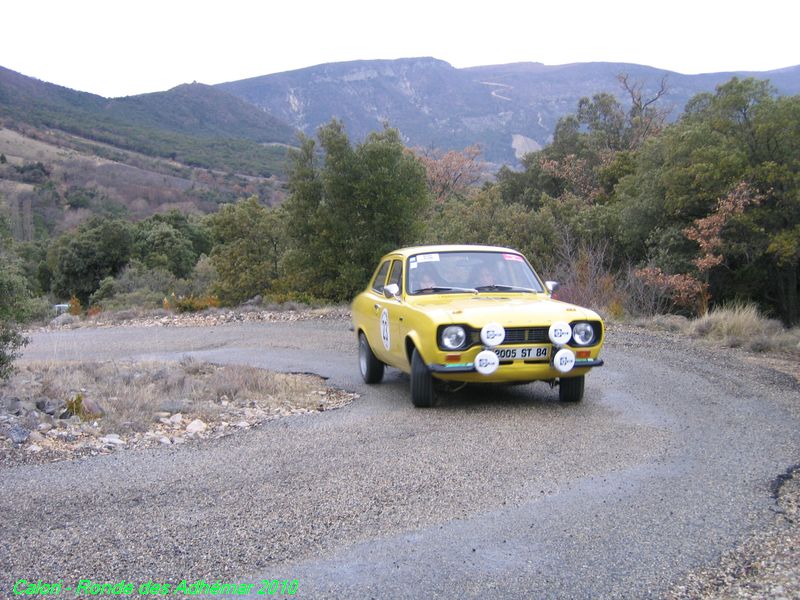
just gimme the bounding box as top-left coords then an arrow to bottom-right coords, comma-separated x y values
427,357 -> 604,383
429,358 -> 604,373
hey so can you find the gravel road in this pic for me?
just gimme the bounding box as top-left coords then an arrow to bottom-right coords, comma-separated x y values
2,320 -> 798,598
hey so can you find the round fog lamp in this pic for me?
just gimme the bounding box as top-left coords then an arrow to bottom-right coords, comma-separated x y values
572,323 -> 595,346
441,326 -> 466,350
554,348 -> 576,373
480,322 -> 505,347
475,350 -> 500,375
548,321 -> 572,346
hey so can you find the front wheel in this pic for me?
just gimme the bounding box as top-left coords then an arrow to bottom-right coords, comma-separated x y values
559,375 -> 585,403
359,333 -> 384,384
410,347 -> 435,407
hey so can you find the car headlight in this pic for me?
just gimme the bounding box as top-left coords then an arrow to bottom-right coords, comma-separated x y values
441,325 -> 467,350
572,322 -> 595,346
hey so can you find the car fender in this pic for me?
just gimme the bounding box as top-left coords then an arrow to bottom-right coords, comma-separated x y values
403,329 -> 427,370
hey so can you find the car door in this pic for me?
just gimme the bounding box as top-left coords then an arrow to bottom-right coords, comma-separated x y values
383,259 -> 409,366
362,259 -> 393,362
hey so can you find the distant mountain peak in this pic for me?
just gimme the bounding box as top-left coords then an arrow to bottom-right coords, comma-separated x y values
217,57 -> 800,165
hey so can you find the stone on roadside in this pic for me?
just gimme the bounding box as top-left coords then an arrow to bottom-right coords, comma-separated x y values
1,396 -> 22,415
99,434 -> 125,446
50,313 -> 76,327
168,413 -> 183,425
185,419 -> 207,434
28,431 -> 46,443
23,410 -> 41,429
80,397 -> 105,419
35,398 -> 64,416
242,294 -> 263,306
81,423 -> 100,437
3,425 -> 30,444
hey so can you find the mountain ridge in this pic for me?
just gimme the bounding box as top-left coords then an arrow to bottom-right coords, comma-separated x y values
218,57 -> 800,164
2,58 -> 799,171
0,65 -> 298,176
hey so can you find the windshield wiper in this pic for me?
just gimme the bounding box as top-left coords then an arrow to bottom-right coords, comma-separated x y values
415,286 -> 478,294
474,284 -> 539,293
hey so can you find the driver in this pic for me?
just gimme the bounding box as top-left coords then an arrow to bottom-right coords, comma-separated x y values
473,264 -> 496,287
411,264 -> 437,292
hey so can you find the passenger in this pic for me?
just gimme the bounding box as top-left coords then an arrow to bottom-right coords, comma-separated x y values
474,264 -> 496,287
412,265 -> 437,292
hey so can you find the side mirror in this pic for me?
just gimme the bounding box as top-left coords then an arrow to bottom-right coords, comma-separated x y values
545,281 -> 560,294
384,283 -> 400,299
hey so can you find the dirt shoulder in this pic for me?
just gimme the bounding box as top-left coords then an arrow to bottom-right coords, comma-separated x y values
43,305 -> 352,330
668,466 -> 800,599
1,308 -> 356,467
610,320 -> 800,385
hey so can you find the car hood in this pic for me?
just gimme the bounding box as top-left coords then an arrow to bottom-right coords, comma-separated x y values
409,294 -> 601,326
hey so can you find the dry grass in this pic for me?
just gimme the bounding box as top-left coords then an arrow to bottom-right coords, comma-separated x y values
688,304 -> 800,354
0,127 -> 80,163
634,304 -> 800,356
6,358 -> 334,433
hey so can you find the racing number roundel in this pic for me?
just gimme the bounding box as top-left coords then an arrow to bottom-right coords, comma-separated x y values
380,308 -> 391,350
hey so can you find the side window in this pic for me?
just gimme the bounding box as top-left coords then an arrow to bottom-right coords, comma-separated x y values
387,260 -> 403,293
371,261 -> 391,293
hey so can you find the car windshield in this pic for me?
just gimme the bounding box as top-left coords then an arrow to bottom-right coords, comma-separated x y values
406,251 -> 545,295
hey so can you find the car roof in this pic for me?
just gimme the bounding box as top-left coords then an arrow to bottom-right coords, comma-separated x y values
383,244 -> 522,259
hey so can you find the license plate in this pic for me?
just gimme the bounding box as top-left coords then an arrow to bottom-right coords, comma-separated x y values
492,345 -> 549,360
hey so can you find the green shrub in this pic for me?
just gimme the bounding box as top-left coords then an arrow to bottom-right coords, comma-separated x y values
26,296 -> 58,323
174,294 -> 220,313
0,260 -> 33,380
261,290 -> 321,308
0,325 -> 27,381
100,288 -> 165,312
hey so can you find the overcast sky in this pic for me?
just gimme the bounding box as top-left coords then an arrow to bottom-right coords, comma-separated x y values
2,0 -> 797,98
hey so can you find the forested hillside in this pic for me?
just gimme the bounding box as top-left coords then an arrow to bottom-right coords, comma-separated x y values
0,68 -> 298,245
0,66 -> 296,177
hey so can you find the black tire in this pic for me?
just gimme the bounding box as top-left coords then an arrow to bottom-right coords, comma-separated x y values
410,347 -> 435,407
559,375 -> 585,403
359,333 -> 384,384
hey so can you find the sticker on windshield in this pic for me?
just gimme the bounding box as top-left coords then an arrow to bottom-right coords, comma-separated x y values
503,253 -> 524,262
415,253 -> 440,263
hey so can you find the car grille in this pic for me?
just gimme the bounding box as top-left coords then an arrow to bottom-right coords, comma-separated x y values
502,327 -> 550,344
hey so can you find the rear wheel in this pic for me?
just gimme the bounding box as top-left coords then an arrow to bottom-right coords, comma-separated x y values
559,375 -> 585,403
359,333 -> 384,384
410,347 -> 435,407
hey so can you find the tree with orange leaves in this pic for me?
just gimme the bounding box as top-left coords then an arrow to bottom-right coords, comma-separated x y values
414,144 -> 484,204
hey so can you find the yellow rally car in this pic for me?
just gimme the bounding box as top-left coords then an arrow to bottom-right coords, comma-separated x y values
351,245 -> 604,406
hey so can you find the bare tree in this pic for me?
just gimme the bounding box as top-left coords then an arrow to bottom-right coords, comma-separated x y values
618,73 -> 671,149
